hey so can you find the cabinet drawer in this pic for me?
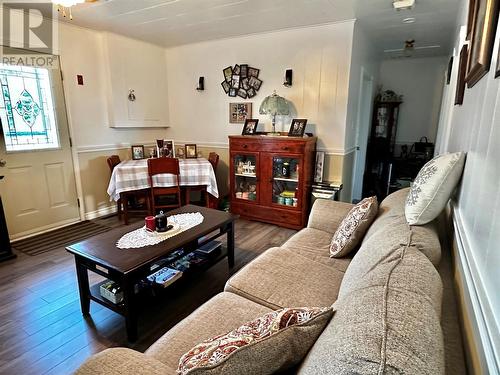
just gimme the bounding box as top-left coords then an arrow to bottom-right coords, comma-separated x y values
260,141 -> 305,154
232,202 -> 302,227
229,139 -> 261,152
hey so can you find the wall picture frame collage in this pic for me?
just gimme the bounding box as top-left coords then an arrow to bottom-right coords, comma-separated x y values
221,64 -> 262,98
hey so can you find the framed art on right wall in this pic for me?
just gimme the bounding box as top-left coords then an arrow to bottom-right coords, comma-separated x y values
465,0 -> 500,87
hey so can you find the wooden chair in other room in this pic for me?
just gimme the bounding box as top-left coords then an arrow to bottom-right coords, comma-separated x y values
107,155 -> 149,225
184,152 -> 219,208
148,157 -> 182,214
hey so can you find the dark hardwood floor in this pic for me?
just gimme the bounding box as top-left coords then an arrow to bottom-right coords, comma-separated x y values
0,216 -> 295,375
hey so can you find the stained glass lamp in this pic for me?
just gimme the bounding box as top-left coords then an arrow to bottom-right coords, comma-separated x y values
259,91 -> 290,135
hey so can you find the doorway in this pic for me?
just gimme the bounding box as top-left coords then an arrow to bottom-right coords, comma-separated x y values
0,56 -> 80,240
351,67 -> 374,202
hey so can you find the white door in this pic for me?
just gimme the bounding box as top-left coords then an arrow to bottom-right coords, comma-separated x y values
352,68 -> 374,202
0,59 -> 80,239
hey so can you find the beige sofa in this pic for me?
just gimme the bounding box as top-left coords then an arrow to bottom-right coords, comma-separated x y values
77,188 -> 444,374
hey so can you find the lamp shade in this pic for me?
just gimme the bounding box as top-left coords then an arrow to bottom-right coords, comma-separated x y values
259,91 -> 290,116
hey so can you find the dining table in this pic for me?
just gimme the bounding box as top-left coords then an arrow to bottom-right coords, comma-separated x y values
107,158 -> 219,202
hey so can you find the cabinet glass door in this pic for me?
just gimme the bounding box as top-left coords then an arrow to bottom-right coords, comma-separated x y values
233,154 -> 258,202
271,156 -> 300,208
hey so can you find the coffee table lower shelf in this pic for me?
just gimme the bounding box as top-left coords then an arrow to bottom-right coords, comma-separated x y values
87,247 -> 229,318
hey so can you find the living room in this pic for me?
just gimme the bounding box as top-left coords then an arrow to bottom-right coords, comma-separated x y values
0,0 -> 498,374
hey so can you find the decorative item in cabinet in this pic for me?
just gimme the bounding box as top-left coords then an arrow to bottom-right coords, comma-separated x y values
229,135 -> 316,230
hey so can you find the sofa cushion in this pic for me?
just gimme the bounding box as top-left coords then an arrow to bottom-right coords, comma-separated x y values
362,188 -> 441,266
363,188 -> 408,242
224,247 -> 346,309
298,235 -> 444,375
75,348 -> 175,375
177,307 -> 333,375
307,199 -> 354,234
282,228 -> 352,270
145,292 -> 271,371
405,152 -> 465,225
329,196 -> 378,258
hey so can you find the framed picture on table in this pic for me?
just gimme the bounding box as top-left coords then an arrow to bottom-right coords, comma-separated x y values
288,119 -> 307,137
163,140 -> 175,158
131,145 -> 144,160
242,119 -> 259,135
185,144 -> 198,159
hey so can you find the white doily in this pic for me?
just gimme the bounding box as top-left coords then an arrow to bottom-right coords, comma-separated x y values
116,212 -> 204,249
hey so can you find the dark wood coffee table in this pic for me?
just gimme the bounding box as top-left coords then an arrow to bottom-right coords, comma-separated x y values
66,205 -> 237,341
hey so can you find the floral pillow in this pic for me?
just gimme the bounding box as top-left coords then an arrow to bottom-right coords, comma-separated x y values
405,152 -> 465,225
329,196 -> 378,258
177,307 -> 333,375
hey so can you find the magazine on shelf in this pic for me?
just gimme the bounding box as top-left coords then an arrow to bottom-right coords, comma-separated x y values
147,267 -> 183,288
195,240 -> 222,256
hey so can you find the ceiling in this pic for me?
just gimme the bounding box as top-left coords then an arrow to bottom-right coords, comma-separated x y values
54,0 -> 463,57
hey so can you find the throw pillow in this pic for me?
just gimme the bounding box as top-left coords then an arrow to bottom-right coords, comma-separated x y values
329,196 -> 378,258
177,307 -> 333,375
405,152 -> 465,225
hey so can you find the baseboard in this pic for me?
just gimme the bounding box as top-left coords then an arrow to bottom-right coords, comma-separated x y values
452,207 -> 500,374
84,205 -> 117,220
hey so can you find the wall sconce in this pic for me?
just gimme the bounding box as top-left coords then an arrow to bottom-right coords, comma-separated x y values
196,77 -> 205,91
283,69 -> 293,87
128,89 -> 136,101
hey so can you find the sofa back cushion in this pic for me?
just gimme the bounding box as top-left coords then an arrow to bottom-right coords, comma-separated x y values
363,188 -> 442,266
298,238 -> 444,375
298,189 -> 445,374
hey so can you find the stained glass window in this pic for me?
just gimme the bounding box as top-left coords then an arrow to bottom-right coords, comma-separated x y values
0,64 -> 60,152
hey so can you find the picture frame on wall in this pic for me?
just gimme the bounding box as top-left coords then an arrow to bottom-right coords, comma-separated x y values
455,45 -> 468,105
465,0 -> 500,87
496,46 -> 500,78
131,145 -> 144,160
229,102 -> 252,123
446,56 -> 454,84
185,144 -> 198,159
241,119 -> 259,135
229,88 -> 237,97
221,81 -> 230,94
314,151 -> 325,183
223,66 -> 233,82
288,119 -> 308,137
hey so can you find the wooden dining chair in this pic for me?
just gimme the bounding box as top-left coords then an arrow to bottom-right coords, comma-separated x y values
184,152 -> 219,208
107,155 -> 149,225
148,157 -> 182,214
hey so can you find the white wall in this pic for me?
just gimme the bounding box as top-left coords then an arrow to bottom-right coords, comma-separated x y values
58,23 -> 170,148
164,21 -> 355,153
343,21 -> 381,202
380,56 -> 448,146
436,15 -> 500,375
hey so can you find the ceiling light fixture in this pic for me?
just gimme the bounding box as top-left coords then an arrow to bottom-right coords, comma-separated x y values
52,0 -> 85,20
402,17 -> 416,24
393,0 -> 415,11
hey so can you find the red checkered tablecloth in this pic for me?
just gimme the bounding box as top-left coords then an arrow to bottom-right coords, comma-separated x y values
107,158 -> 219,202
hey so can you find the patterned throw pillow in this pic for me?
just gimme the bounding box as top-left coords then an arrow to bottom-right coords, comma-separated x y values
405,152 -> 465,225
177,307 -> 333,375
329,196 -> 378,258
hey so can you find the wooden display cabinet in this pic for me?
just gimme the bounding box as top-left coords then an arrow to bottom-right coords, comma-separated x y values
229,135 -> 317,230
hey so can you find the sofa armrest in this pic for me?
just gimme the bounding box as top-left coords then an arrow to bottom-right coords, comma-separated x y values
75,348 -> 175,375
307,199 -> 354,234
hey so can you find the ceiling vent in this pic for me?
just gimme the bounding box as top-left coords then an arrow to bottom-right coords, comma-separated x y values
393,0 -> 415,10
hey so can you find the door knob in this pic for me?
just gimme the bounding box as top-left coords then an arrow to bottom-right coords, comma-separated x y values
0,160 -> 5,167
